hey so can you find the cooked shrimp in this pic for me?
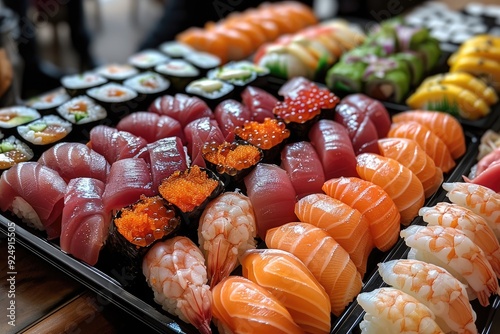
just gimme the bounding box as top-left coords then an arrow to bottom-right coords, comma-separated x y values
443,182 -> 500,235
420,202 -> 500,278
198,191 -> 257,288
378,259 -> 477,334
357,287 -> 445,334
142,236 -> 212,334
401,225 -> 500,307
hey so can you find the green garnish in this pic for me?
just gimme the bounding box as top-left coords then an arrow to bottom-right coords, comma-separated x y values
72,111 -> 88,123
0,141 -> 15,153
426,98 -> 460,117
28,122 -> 48,132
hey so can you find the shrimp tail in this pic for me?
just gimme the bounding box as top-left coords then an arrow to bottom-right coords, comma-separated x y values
477,290 -> 491,307
181,285 -> 213,334
489,249 -> 500,279
208,234 -> 237,288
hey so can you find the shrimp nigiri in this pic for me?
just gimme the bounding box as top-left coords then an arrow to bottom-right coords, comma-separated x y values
357,287 -> 445,334
265,222 -> 363,316
356,153 -> 425,225
420,202 -> 500,278
240,248 -> 331,334
142,236 -> 212,334
322,177 -> 400,252
294,193 -> 374,276
378,259 -> 477,334
401,225 -> 500,307
211,276 -> 303,334
198,192 -> 257,288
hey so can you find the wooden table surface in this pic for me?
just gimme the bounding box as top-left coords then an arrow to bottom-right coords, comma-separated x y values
2,1 -> 500,333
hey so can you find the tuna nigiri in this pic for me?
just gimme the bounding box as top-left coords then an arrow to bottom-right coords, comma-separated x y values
116,112 -> 185,144
148,93 -> 213,128
356,153 -> 425,225
240,248 -> 331,334
295,193 -> 373,276
184,117 -> 225,167
341,93 -> 391,138
322,177 -> 400,252
265,222 -> 363,316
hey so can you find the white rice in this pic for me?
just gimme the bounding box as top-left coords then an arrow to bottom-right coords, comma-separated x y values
95,63 -> 139,81
155,59 -> 199,77
123,71 -> 170,94
186,78 -> 234,99
17,115 -> 72,145
0,135 -> 34,166
128,49 -> 169,69
57,95 -> 107,124
86,83 -> 138,103
10,196 -> 44,231
184,52 -> 221,69
0,106 -> 41,129
159,41 -> 195,58
61,72 -> 107,90
25,87 -> 71,110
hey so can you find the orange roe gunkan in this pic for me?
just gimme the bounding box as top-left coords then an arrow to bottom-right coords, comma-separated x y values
234,118 -> 290,150
158,165 -> 220,213
202,141 -> 263,176
114,195 -> 180,247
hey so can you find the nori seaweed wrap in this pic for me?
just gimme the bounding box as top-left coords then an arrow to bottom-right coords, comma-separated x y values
362,58 -> 411,103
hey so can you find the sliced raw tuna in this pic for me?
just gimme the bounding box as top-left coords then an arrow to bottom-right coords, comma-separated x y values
465,160 -> 500,193
116,112 -> 185,144
244,163 -> 298,239
103,158 -> 155,213
342,94 -> 391,138
214,99 -> 251,141
148,93 -> 214,127
241,86 -> 277,122
89,125 -> 148,164
61,178 -> 110,266
184,117 -> 225,167
280,141 -> 325,199
277,76 -> 314,99
38,142 -> 110,183
0,162 -> 66,239
147,137 -> 189,192
334,103 -> 380,155
308,119 -> 358,180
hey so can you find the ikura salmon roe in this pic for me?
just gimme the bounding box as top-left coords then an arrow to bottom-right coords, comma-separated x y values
273,85 -> 339,123
234,118 -> 290,150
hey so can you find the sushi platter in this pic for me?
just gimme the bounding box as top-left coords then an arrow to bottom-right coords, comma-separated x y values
1,1 -> 500,333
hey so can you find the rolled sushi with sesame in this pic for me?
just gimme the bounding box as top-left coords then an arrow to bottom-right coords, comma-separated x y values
25,87 -> 70,114
0,106 -> 41,136
86,83 -> 139,121
17,115 -> 72,154
61,72 -> 108,97
185,78 -> 234,109
128,49 -> 169,71
184,51 -> 221,75
57,96 -> 107,139
159,41 -> 195,58
154,59 -> 200,91
123,71 -> 171,109
95,63 -> 139,83
0,135 -> 35,171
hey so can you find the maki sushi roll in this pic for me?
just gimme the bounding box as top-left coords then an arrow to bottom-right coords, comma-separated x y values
0,106 -> 41,136
86,83 -> 139,121
61,72 -> 108,97
234,118 -> 290,164
17,115 -> 72,154
207,66 -> 257,93
158,165 -> 224,239
0,135 -> 34,171
362,58 -> 411,103
154,59 -> 200,91
128,49 -> 169,71
201,140 -> 263,189
223,60 -> 270,88
391,52 -> 425,86
56,96 -> 107,139
25,87 -> 70,114
95,63 -> 139,83
159,40 -> 195,58
123,71 -> 171,109
185,78 -> 234,109
184,51 -> 221,75
105,195 -> 181,288
326,61 -> 369,95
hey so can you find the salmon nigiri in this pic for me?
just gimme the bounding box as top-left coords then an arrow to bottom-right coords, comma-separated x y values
295,193 -> 373,276
356,153 -> 425,226
388,121 -> 456,173
322,177 -> 400,252
211,276 -> 303,334
377,137 -> 443,198
265,222 -> 363,316
240,248 -> 331,334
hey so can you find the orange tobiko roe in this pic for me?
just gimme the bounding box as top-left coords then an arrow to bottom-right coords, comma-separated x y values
114,195 -> 179,247
158,165 -> 219,213
202,142 -> 262,175
234,118 -> 290,150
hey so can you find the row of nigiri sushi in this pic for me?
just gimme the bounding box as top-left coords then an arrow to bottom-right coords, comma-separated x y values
359,182 -> 500,333
466,129 -> 500,193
